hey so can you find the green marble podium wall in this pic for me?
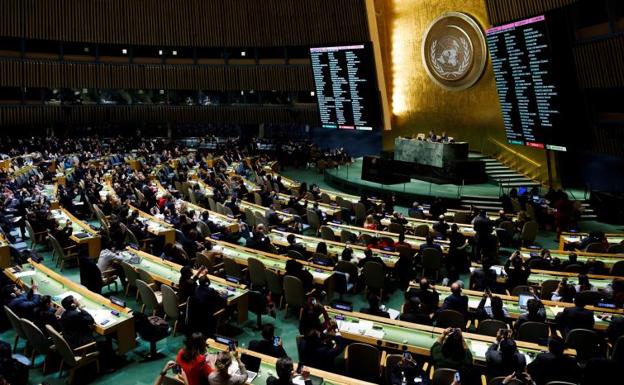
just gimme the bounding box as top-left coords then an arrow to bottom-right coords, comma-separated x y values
394,137 -> 469,168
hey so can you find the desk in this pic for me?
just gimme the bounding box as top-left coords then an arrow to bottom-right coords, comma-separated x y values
326,307 -> 564,363
265,170 -> 384,206
51,209 -> 101,258
520,248 -> 624,269
381,216 -> 478,237
121,248 -> 249,324
394,137 -> 469,168
206,339 -> 376,385
4,260 -> 136,354
206,239 -> 335,298
424,285 -> 614,331
268,230 -> 399,268
326,222 -> 450,253
239,200 -> 295,223
0,234 -> 10,268
559,232 -> 624,250
276,193 -> 342,218
127,205 -> 175,244
173,199 -> 240,233
43,184 -> 59,209
477,265 -> 618,290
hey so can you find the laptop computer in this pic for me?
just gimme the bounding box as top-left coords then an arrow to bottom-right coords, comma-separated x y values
239,353 -> 261,382
518,294 -> 532,311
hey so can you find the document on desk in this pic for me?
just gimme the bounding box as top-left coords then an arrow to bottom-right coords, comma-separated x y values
470,340 -> 489,358
86,308 -> 113,326
468,299 -> 481,309
14,270 -> 36,279
387,308 -> 401,320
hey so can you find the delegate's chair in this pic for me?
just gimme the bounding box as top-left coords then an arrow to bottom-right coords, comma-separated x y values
20,318 -> 54,373
136,279 -> 163,315
363,261 -> 385,298
345,343 -> 381,383
283,275 -> 312,318
46,325 -> 100,385
161,284 -> 182,336
4,305 -> 27,352
517,321 -> 549,344
247,257 -> 267,289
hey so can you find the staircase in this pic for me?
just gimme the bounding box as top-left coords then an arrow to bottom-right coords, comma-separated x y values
469,153 -> 541,188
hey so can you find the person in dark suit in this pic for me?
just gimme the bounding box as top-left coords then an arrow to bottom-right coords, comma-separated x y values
527,336 -> 580,385
418,235 -> 442,253
504,251 -> 531,291
266,357 -> 312,385
32,295 -> 62,335
555,295 -> 594,336
284,234 -> 307,259
400,297 -> 432,325
360,293 -> 390,318
485,330 -> 526,378
357,248 -> 386,271
224,196 -> 240,216
190,276 -> 228,337
405,278 -> 439,313
298,329 -> 343,371
248,324 -> 288,358
513,298 -> 546,334
440,282 -> 468,316
284,259 -> 314,293
6,283 -> 41,319
59,295 -> 96,349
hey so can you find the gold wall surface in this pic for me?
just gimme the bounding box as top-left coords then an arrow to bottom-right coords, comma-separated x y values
374,0 -> 553,185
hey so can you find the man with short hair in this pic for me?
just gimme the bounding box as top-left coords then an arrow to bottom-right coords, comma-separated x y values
440,281 -> 468,316
266,357 -> 312,385
405,278 -> 439,313
248,324 -> 288,358
527,336 -> 580,385
555,295 -> 594,335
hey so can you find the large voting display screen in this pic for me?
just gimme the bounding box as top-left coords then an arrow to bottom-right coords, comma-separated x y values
310,44 -> 382,131
487,15 -> 568,152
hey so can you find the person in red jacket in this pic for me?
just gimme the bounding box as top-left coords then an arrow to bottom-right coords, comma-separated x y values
176,333 -> 213,385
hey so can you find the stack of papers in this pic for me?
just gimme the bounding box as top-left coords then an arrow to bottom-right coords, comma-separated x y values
470,341 -> 489,358
14,270 -> 36,279
86,308 -> 114,326
336,320 -> 385,339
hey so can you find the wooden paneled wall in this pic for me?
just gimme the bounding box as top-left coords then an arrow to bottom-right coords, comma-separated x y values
0,59 -> 314,91
0,0 -> 369,47
485,0 -> 579,26
574,35 -> 624,88
0,105 -> 319,126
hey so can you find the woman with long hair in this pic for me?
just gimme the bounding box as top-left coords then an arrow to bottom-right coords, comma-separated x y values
176,333 -> 213,385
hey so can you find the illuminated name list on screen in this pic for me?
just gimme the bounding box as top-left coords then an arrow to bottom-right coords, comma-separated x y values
310,44 -> 381,131
486,15 -> 566,152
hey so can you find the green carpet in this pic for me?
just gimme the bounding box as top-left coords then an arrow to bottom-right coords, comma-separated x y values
1,178 -> 618,385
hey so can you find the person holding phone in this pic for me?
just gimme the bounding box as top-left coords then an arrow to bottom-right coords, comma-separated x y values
154,361 -> 189,385
390,351 -> 427,385
249,324 -> 288,358
208,350 -> 248,385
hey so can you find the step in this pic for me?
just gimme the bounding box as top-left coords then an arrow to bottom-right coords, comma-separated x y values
461,199 -> 503,207
488,173 -> 528,179
460,195 -> 502,202
500,181 -> 542,187
486,170 -> 517,175
461,204 -> 503,211
485,165 -> 510,170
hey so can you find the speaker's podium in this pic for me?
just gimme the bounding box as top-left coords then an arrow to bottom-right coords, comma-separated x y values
361,156 -> 411,185
361,138 -> 486,185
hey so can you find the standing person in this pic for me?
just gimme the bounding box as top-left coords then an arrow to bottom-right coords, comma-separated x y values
527,337 -> 580,385
485,330 -> 526,378
176,333 -> 213,385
